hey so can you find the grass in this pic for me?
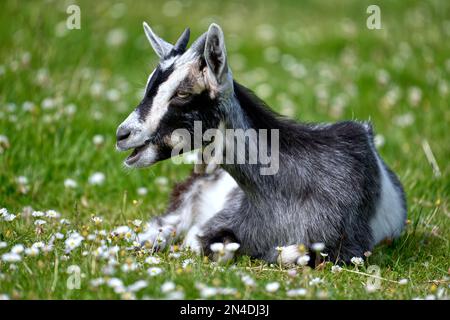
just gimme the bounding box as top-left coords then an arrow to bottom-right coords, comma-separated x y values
0,0 -> 449,300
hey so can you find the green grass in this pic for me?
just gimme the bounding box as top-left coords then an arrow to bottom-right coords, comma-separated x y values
0,0 -> 449,300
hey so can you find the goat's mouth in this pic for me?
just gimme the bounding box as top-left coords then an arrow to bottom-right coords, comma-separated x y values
125,141 -> 150,166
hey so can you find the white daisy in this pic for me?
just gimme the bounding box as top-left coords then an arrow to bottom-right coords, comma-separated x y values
265,282 -> 280,293
3,214 -> 16,221
161,281 -> 176,293
147,267 -> 163,276
225,242 -> 240,252
91,216 -> 103,225
64,178 -> 78,189
331,265 -> 343,273
241,275 -> 256,287
92,134 -> 105,146
46,210 -> 61,218
311,242 -> 325,252
351,257 -> 364,266
145,256 -> 161,265
2,252 -> 21,263
25,247 -> 39,256
155,176 -> 169,186
287,288 -> 307,297
127,280 -> 148,292
34,219 -> 46,226
137,187 -> 148,196
88,172 -> 105,185
32,211 -> 45,217
210,242 -> 224,253
309,277 -> 324,286
297,254 -> 310,266
11,244 -> 24,254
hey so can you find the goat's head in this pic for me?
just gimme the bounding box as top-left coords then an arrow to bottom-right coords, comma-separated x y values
116,22 -> 232,168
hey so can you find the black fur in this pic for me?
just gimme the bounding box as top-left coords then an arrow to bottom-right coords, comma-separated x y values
198,80 -> 400,263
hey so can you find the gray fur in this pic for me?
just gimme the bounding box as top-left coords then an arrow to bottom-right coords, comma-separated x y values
117,23 -> 407,264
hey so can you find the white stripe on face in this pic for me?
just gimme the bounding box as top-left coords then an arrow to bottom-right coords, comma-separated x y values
160,55 -> 177,70
144,63 -> 191,133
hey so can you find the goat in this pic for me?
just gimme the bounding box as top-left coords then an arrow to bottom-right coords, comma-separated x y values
116,22 -> 407,265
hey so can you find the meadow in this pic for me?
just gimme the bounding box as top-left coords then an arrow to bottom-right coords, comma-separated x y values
0,0 -> 449,299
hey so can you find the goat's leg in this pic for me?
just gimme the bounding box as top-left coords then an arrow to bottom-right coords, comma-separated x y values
179,168 -> 238,253
139,171 -> 205,250
138,212 -> 180,251
140,166 -> 238,252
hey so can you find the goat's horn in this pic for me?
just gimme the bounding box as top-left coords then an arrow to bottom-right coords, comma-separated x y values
174,28 -> 190,53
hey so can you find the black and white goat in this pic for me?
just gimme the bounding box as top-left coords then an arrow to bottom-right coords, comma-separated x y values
116,22 -> 407,265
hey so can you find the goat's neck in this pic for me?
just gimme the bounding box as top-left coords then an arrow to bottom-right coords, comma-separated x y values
217,82 -> 287,202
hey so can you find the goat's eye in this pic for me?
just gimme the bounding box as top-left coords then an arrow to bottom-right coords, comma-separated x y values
176,91 -> 191,99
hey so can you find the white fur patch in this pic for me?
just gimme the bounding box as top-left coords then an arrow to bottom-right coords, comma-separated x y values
138,169 -> 238,253
116,111 -> 148,151
370,157 -> 405,245
195,170 -> 237,225
160,56 -> 177,70
144,64 -> 191,133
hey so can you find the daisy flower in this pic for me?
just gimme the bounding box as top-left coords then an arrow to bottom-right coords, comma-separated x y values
46,210 -> 61,218
64,178 -> 78,189
210,242 -> 224,253
132,219 -> 142,227
145,256 -> 161,265
161,281 -> 176,293
311,242 -> 325,252
2,252 -> 21,263
241,275 -> 256,287
297,254 -> 310,266
225,242 -> 240,252
127,280 -> 148,293
3,213 -> 16,221
91,216 -> 103,225
137,187 -> 148,196
32,211 -> 45,217
25,247 -> 39,256
182,258 -> 194,269
147,267 -> 163,276
88,172 -> 105,185
199,287 -> 218,298
11,244 -> 24,254
309,277 -> 323,286
34,219 -> 46,226
155,176 -> 169,186
351,257 -> 364,266
121,262 -> 138,273
287,288 -> 307,297
265,282 -> 280,293
331,265 -> 343,273
92,134 -> 105,146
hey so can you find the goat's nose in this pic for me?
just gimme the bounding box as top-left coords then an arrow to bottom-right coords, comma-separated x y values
116,127 -> 131,142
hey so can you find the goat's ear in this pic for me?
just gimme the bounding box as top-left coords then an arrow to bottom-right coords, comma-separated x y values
143,22 -> 173,59
204,23 -> 228,83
